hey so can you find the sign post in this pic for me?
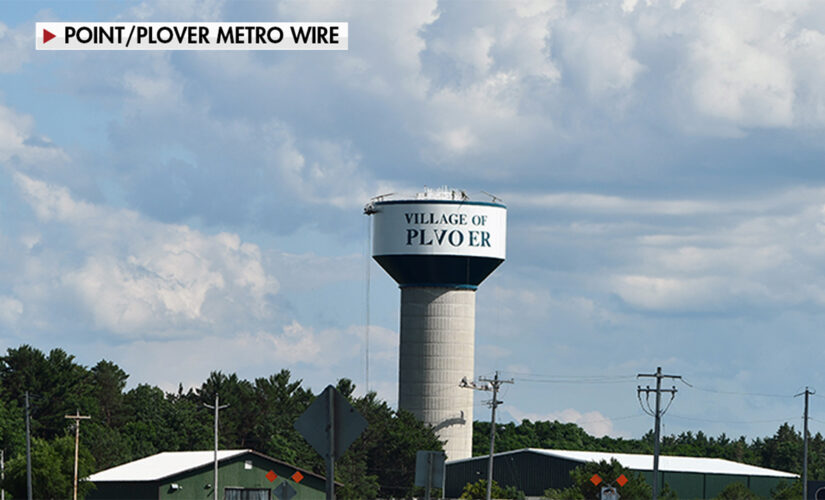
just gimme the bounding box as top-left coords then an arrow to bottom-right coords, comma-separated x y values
415,450 -> 446,500
326,389 -> 335,500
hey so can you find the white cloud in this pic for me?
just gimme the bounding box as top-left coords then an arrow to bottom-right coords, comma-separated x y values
0,105 -> 67,166
508,192 -> 723,215
0,296 -> 23,325
555,8 -> 644,99
613,197 -> 825,311
787,26 -> 825,126
278,0 -> 439,98
14,171 -> 96,221
0,22 -> 30,74
479,285 -> 621,337
611,0 -> 825,132
612,275 -> 727,312
104,320 -> 398,403
121,58 -> 184,104
507,405 -> 618,437
118,0 -> 226,21
418,2 -> 562,160
687,4 -> 795,128
13,172 -> 278,337
508,186 -> 825,314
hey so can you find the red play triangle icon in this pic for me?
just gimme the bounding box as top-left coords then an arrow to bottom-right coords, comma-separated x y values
43,29 -> 56,43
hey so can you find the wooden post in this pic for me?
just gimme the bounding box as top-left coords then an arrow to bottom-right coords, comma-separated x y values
64,411 -> 91,500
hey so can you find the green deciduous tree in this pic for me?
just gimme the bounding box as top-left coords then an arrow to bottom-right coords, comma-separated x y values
713,481 -> 762,499
754,423 -> 801,474
2,436 -> 95,499
461,479 -> 524,499
0,346 -> 95,439
195,371 -> 257,448
250,369 -> 315,466
0,400 -> 25,459
337,379 -> 444,499
90,360 -> 128,427
770,479 -> 801,500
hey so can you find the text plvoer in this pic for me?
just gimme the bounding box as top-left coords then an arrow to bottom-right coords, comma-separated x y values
404,212 -> 491,248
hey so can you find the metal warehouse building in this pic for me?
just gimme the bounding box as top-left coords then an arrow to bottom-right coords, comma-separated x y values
87,449 -> 328,499
445,448 -> 797,499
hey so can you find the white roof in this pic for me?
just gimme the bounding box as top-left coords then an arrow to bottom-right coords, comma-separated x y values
449,448 -> 798,479
89,450 -> 249,482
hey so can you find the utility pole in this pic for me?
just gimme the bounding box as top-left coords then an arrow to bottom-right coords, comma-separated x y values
25,392 -> 32,500
461,371 -> 513,500
204,394 -> 229,500
637,367 -> 680,500
64,411 -> 91,500
796,387 -> 814,500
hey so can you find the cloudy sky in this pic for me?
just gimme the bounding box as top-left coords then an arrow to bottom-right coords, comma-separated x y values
2,0 -> 825,442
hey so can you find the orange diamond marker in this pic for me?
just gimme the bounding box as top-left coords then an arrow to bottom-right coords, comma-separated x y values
590,474 -> 602,486
616,474 -> 628,487
266,470 -> 278,482
291,471 -> 304,483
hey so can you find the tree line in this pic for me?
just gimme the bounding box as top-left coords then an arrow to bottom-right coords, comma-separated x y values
0,344 -> 819,498
0,345 -> 441,498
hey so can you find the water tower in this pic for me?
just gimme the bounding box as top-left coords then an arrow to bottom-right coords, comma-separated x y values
365,188 -> 506,459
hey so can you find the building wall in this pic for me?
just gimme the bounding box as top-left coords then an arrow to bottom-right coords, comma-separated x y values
89,480 -> 158,500
446,452 -> 578,497
651,471 -> 699,498
641,470 -> 793,498
748,475 -> 793,498
446,451 -> 793,500
89,453 -> 325,500
161,455 -> 324,500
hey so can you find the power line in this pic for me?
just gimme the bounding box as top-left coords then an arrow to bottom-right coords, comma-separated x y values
504,371 -> 637,384
679,378 -> 793,399
667,414 -> 797,425
509,373 -> 636,381
513,378 -> 637,385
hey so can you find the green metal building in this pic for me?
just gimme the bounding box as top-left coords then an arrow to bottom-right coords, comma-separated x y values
87,449 -> 329,500
445,448 -> 797,499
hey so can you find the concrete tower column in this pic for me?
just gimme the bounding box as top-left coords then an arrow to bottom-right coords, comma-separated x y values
399,287 -> 475,460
